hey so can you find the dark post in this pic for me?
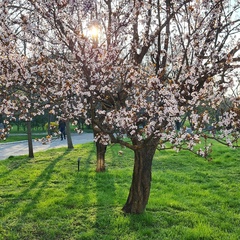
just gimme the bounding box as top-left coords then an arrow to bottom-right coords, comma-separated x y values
78,157 -> 81,172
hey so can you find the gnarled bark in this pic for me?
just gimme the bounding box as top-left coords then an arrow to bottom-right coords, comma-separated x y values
122,139 -> 159,214
95,140 -> 107,172
66,120 -> 74,149
93,125 -> 107,172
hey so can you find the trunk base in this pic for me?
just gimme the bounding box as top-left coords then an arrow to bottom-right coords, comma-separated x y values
122,139 -> 159,214
96,141 -> 106,172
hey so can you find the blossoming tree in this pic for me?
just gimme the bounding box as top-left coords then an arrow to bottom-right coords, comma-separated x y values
1,0 -> 239,213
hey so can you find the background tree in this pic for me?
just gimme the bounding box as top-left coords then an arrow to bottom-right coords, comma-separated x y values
21,0 -> 137,171
0,0 -> 77,150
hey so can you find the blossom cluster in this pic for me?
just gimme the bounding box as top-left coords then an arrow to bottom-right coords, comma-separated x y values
0,0 -> 239,157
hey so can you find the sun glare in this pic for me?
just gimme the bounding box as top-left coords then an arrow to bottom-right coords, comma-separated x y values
89,26 -> 99,38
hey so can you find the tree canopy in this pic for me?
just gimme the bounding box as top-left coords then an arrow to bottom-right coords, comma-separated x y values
0,0 -> 239,213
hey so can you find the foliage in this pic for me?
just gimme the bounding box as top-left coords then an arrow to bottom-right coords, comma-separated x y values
0,143 -> 239,239
44,121 -> 59,134
0,121 -> 11,141
0,0 -> 239,149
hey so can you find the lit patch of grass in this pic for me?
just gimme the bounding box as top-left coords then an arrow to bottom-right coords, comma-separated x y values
0,142 -> 239,239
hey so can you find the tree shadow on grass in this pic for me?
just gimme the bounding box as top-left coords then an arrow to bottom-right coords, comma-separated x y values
63,143 -> 96,204
48,144 -> 97,235
0,155 -> 31,179
93,170 -> 116,237
60,144 -> 117,238
1,149 -> 72,226
92,145 -> 121,238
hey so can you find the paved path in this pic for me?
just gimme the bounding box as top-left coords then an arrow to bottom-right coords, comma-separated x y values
0,133 -> 94,161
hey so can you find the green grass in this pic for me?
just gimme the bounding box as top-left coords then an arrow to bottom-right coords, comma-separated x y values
2,134 -> 47,143
0,142 -> 239,239
2,124 -> 48,143
2,124 -> 93,143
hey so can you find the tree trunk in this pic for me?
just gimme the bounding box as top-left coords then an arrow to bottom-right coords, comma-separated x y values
93,125 -> 107,172
122,140 -> 159,214
26,121 -> 34,158
47,113 -> 51,135
95,140 -> 106,172
66,120 -> 74,149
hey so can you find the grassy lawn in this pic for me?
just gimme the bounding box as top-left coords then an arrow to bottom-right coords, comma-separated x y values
2,125 -> 92,143
2,125 -> 48,143
0,142 -> 239,239
2,134 -> 47,143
